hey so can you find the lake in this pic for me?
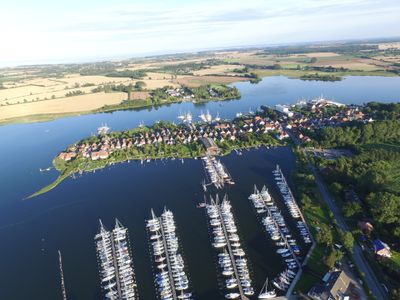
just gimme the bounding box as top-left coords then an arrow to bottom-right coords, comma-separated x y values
0,76 -> 399,299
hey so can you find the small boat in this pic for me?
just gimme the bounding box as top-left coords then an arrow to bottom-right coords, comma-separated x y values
258,277 -> 276,299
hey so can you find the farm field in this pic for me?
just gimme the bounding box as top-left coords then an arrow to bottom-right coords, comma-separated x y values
1,40 -> 399,125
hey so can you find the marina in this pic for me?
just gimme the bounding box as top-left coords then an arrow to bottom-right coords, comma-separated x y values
205,195 -> 253,300
2,75 -> 400,299
248,186 -> 300,293
147,208 -> 193,300
94,219 -> 138,299
273,165 -> 312,244
202,156 -> 235,189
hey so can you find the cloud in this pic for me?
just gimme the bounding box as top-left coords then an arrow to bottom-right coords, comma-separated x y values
0,0 -> 399,65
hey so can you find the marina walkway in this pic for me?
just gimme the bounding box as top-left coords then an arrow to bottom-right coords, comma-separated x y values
158,216 -> 178,300
216,205 -> 249,300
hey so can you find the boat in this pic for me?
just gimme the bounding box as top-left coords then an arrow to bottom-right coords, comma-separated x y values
258,277 -> 276,299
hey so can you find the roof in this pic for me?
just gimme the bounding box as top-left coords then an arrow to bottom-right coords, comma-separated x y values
373,239 -> 389,252
200,137 -> 217,149
309,271 -> 351,300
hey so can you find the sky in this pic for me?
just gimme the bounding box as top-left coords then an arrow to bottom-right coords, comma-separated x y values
1,0 -> 399,66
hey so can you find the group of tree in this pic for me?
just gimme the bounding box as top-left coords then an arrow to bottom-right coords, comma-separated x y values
106,69 -> 147,79
300,73 -> 342,82
315,119 -> 400,148
65,90 -> 84,97
313,104 -> 400,244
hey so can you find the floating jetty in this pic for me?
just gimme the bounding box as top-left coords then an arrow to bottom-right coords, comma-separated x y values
205,195 -> 253,300
273,165 -> 312,244
202,156 -> 234,189
248,186 -> 300,293
58,250 -> 68,300
94,219 -> 138,300
146,208 -> 193,300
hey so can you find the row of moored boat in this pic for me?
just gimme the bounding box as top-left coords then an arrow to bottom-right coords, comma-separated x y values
147,208 -> 193,300
206,195 -> 254,299
95,219 -> 137,300
202,156 -> 235,189
248,186 -> 300,293
273,165 -> 312,244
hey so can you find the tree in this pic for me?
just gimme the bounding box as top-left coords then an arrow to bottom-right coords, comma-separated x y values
342,202 -> 362,218
300,194 -> 312,209
324,248 -> 343,268
316,226 -> 333,246
339,230 -> 354,253
367,192 -> 400,224
135,81 -> 146,90
390,288 -> 400,300
310,57 -> 317,63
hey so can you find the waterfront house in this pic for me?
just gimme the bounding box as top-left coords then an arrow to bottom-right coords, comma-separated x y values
200,137 -> 219,155
373,239 -> 392,258
308,270 -> 352,300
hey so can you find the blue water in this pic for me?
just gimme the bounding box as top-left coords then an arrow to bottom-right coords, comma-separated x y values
0,76 -> 399,299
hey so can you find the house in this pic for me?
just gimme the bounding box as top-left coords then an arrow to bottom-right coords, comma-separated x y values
357,221 -> 374,234
200,137 -> 219,155
308,270 -> 352,300
373,239 -> 391,258
58,152 -> 76,161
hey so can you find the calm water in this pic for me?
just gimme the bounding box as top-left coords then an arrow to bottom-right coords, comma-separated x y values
0,76 -> 399,299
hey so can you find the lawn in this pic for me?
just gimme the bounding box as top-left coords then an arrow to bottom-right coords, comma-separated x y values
390,251 -> 400,270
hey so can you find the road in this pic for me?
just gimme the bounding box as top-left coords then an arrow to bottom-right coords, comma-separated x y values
286,130 -> 387,299
309,162 -> 387,300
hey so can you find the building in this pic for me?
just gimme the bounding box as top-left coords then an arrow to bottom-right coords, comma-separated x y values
200,137 -> 219,155
308,270 -> 352,300
275,104 -> 294,117
373,239 -> 391,258
357,221 -> 374,234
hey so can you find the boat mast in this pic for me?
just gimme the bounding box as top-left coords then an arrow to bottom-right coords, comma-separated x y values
58,250 -> 68,300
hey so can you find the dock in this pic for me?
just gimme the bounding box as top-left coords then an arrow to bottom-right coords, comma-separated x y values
216,202 -> 249,300
206,195 -> 252,300
94,219 -> 138,300
147,209 -> 192,300
58,250 -> 68,300
158,215 -> 178,300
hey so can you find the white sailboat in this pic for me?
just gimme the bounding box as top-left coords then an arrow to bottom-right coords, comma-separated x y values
258,277 -> 276,299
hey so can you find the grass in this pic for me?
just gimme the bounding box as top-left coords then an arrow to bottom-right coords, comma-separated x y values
389,251 -> 400,269
253,69 -> 397,79
27,135 -> 281,199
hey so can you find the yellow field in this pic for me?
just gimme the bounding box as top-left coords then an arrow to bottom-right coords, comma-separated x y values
0,44 -> 397,125
313,60 -> 382,71
174,75 -> 247,87
290,52 -> 340,58
192,64 -> 241,76
378,42 -> 400,50
0,92 -> 127,121
61,74 -> 134,86
131,91 -> 150,100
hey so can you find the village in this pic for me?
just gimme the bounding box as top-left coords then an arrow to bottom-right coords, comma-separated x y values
58,112 -> 288,162
271,97 -> 374,143
58,97 -> 379,163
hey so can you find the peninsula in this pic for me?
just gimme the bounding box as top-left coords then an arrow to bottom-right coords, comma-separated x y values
28,113 -> 286,198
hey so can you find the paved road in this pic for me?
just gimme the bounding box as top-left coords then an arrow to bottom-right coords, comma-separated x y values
286,130 -> 387,299
309,162 -> 387,300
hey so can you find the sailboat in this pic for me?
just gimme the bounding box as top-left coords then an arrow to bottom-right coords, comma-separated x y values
258,277 -> 276,299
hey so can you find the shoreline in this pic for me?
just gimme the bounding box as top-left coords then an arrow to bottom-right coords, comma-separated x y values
26,142 -> 284,199
2,73 -> 399,127
0,88 -> 240,127
26,111 -> 287,199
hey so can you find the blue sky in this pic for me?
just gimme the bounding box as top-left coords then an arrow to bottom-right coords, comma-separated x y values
1,0 -> 399,66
